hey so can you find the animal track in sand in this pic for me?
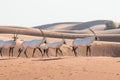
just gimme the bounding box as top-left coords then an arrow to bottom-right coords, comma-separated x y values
116,73 -> 120,76
4,66 -> 7,67
47,75 -> 54,79
34,77 -> 39,79
0,73 -> 4,75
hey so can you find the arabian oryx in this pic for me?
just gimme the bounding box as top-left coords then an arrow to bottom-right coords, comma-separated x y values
72,28 -> 99,56
43,35 -> 66,57
17,29 -> 47,58
0,33 -> 18,57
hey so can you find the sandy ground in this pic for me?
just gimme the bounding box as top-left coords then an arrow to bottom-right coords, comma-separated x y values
0,26 -> 120,80
0,56 -> 120,80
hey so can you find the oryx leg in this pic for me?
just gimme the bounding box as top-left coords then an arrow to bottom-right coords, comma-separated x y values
43,48 -> 49,57
9,47 -> 12,57
24,48 -> 28,58
72,47 -> 78,56
32,48 -> 36,57
17,48 -> 24,57
58,48 -> 63,56
56,48 -> 59,57
0,48 -> 2,57
37,47 -> 43,56
43,49 -> 46,56
46,48 -> 49,57
88,46 -> 91,56
11,47 -> 14,57
86,46 -> 91,56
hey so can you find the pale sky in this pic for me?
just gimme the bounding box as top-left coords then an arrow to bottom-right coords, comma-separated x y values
0,0 -> 120,27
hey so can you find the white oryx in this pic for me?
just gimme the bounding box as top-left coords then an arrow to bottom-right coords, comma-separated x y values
17,29 -> 47,58
72,28 -> 99,56
44,36 -> 66,57
0,33 -> 18,57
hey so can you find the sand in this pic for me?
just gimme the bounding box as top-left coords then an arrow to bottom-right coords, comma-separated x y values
0,25 -> 120,80
0,56 -> 120,80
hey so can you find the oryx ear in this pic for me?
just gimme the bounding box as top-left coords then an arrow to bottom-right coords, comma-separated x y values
13,30 -> 19,38
15,30 -> 19,37
12,32 -> 16,39
13,34 -> 15,38
16,33 -> 18,37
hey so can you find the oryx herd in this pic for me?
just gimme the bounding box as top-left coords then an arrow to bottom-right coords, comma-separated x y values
0,28 -> 98,58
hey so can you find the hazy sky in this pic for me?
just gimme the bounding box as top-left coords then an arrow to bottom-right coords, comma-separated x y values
0,0 -> 120,27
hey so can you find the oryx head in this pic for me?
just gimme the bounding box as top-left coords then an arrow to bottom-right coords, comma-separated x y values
61,34 -> 66,44
88,28 -> 99,41
39,29 -> 47,43
12,30 -> 18,42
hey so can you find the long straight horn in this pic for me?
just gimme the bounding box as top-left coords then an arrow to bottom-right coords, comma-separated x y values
15,30 -> 19,38
61,33 -> 66,44
15,33 -> 18,37
88,28 -> 97,37
14,33 -> 15,37
61,33 -> 64,39
89,27 -> 99,40
39,29 -> 45,38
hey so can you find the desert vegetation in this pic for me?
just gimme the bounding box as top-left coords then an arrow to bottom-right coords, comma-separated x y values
105,21 -> 117,30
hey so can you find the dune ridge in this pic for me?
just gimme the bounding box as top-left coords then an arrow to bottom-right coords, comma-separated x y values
0,26 -> 120,42
0,22 -> 120,80
34,20 -> 111,30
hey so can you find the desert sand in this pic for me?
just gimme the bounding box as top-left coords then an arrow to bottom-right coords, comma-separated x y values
0,57 -> 120,80
0,34 -> 119,80
0,21 -> 120,80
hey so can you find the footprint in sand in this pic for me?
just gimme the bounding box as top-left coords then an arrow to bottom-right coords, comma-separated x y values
60,72 -> 63,74
4,66 -> 7,67
47,75 -> 54,79
82,67 -> 87,72
0,73 -> 6,77
34,77 -> 39,79
0,73 -> 4,75
69,73 -> 73,76
116,73 -> 120,76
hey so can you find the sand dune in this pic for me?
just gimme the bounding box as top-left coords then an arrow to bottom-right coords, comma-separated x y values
34,20 -> 110,30
0,26 -> 120,42
99,28 -> 120,34
64,20 -> 110,30
0,25 -> 120,80
34,22 -> 82,30
54,28 -> 120,35
33,20 -> 120,36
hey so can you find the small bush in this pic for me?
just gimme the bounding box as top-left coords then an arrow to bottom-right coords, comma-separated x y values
105,21 -> 116,30
118,24 -> 120,28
